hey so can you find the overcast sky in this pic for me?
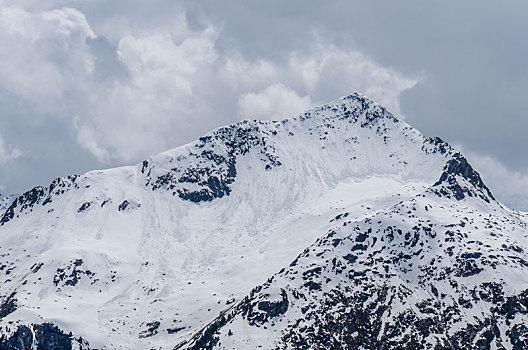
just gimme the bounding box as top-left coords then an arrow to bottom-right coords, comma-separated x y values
0,0 -> 527,210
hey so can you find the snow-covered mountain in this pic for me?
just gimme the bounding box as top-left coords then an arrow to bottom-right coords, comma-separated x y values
0,195 -> 7,212
0,194 -> 16,213
0,93 -> 526,349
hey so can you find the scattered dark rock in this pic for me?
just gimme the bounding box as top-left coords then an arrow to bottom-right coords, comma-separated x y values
139,321 -> 160,338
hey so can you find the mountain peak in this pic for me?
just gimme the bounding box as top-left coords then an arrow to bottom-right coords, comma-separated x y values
431,152 -> 495,203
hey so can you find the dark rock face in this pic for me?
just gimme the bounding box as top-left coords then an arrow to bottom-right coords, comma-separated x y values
433,153 -> 495,203
175,310 -> 233,350
53,259 -> 95,289
0,187 -> 46,225
0,323 -> 77,350
274,285 -> 528,350
118,200 -> 129,211
78,202 -> 91,213
0,325 -> 33,350
147,122 -> 282,204
241,289 -> 289,326
0,204 -> 15,225
33,324 -> 73,350
422,136 -> 450,155
0,293 -> 17,319
0,176 -> 79,226
139,321 -> 161,338
167,327 -> 185,335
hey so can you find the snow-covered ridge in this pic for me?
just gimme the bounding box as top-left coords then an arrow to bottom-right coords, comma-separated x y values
0,93 -> 490,227
0,193 -> 17,213
0,93 -> 512,350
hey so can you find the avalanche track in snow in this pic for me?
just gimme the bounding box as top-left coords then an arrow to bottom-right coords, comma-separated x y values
0,93 -> 526,350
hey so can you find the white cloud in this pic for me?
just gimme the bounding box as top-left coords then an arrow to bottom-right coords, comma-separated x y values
233,46 -> 420,122
286,46 -> 421,117
78,29 -> 221,163
0,134 -> 22,165
0,4 -> 99,137
218,57 -> 277,90
73,117 -> 111,164
65,16 -> 419,164
238,83 -> 313,120
41,7 -> 96,40
0,4 -> 420,168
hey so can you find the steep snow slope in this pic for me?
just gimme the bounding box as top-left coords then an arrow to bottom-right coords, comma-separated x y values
0,93 -> 524,349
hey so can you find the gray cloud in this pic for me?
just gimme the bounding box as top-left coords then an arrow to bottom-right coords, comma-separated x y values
0,1 -> 526,211
184,1 -> 528,170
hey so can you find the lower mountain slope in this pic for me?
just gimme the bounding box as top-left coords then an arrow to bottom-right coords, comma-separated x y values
180,171 -> 528,350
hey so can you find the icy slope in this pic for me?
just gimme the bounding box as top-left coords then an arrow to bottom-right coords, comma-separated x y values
0,93 -> 521,349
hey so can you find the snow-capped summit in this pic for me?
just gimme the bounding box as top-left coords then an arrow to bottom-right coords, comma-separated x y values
0,94 -> 526,349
